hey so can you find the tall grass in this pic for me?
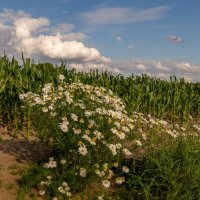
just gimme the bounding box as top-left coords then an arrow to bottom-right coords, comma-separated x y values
78,73 -> 200,123
118,135 -> 200,200
0,55 -> 199,124
0,55 -> 62,122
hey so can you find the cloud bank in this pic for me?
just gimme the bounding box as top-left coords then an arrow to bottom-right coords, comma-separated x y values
0,9 -> 110,67
81,6 -> 169,25
111,59 -> 200,82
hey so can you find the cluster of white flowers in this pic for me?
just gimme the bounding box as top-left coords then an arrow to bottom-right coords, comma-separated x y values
59,116 -> 69,133
38,176 -> 52,196
116,176 -> 125,185
193,124 -> 200,132
131,111 -> 197,139
123,148 -> 132,158
20,75 -> 140,198
165,129 -> 179,138
82,134 -> 96,145
21,74 -> 200,199
43,157 -> 57,169
94,163 -> 115,182
73,128 -> 82,135
58,181 -> 71,197
79,167 -> 87,177
107,143 -> 122,156
40,176 -> 52,186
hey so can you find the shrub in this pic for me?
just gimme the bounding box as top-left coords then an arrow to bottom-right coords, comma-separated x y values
20,74 -> 200,199
20,75 -> 141,199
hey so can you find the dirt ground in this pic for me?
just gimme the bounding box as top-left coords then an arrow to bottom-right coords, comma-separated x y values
0,126 -> 49,200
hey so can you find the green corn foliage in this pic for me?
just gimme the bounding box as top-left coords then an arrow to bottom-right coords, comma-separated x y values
0,55 -> 199,125
0,55 -> 60,122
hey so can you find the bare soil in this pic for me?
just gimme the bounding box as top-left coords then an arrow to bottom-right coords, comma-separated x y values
0,126 -> 49,200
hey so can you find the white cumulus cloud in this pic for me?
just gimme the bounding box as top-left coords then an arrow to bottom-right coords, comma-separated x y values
167,35 -> 184,44
116,36 -> 122,42
14,17 -> 50,39
0,9 -> 110,68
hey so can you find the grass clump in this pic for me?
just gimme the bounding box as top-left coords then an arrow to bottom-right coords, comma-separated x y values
118,135 -> 200,200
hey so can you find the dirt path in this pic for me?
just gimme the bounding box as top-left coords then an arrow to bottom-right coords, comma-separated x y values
0,126 -> 49,200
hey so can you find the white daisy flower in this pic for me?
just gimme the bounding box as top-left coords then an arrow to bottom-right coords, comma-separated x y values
102,180 -> 111,188
80,167 -> 87,177
78,145 -> 88,156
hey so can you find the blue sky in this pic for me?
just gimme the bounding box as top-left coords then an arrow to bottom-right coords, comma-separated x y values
0,0 -> 199,81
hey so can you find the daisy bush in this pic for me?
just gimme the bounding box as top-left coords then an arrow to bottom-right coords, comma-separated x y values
20,74 -> 200,199
19,74 -> 141,199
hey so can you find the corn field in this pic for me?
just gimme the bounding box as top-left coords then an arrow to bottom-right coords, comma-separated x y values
0,55 -> 200,123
